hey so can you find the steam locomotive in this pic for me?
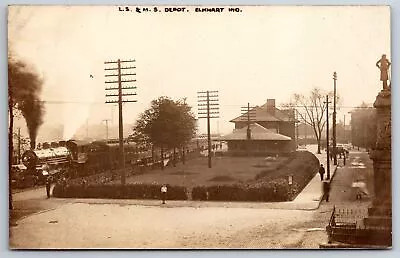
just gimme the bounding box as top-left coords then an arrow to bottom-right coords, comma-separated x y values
21,142 -> 71,186
19,137 -> 207,187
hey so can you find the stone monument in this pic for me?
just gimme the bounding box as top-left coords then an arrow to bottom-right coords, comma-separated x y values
370,54 -> 391,206
365,54 -> 392,246
323,55 -> 392,248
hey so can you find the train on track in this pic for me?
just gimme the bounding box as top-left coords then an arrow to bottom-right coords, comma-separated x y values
13,137 -> 208,188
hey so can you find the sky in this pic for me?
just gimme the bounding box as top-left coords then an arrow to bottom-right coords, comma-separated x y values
8,5 -> 391,141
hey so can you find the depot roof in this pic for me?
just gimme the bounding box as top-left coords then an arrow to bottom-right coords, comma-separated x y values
222,123 -> 292,141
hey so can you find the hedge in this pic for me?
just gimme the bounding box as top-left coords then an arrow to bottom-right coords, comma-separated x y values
53,151 -> 319,202
192,151 -> 319,202
53,182 -> 188,200
192,181 -> 291,202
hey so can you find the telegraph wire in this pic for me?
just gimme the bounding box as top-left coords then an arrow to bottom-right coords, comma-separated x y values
34,100 -> 373,109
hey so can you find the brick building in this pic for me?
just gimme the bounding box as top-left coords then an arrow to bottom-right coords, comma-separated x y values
224,99 -> 296,155
230,99 -> 296,140
222,123 -> 292,156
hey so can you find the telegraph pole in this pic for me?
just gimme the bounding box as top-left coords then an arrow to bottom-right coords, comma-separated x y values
295,110 -> 299,146
103,119 -> 112,171
86,118 -> 89,139
333,71 -> 337,165
304,112 -> 307,146
104,59 -> 137,185
241,103 -> 256,156
103,119 -> 110,143
18,127 -> 21,163
324,95 -> 332,180
343,114 -> 346,143
198,90 -> 219,168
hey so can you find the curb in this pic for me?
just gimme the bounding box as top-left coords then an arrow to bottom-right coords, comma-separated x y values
315,165 -> 338,209
10,207 -> 59,227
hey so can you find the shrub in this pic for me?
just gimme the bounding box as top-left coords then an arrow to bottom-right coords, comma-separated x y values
192,151 -> 319,202
53,182 -> 188,200
192,186 -> 208,200
192,183 -> 289,202
254,151 -> 319,199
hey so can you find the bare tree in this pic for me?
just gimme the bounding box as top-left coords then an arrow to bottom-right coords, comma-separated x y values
286,87 -> 333,154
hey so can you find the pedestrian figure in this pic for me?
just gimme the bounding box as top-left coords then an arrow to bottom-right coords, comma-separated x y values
45,176 -> 52,198
161,184 -> 168,204
323,180 -> 331,202
60,176 -> 67,191
319,164 -> 325,181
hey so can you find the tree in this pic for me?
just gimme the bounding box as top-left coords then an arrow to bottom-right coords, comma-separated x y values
133,96 -> 197,169
286,87 -> 333,154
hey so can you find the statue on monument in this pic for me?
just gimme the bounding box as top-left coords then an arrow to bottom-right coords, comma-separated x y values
376,54 -> 391,90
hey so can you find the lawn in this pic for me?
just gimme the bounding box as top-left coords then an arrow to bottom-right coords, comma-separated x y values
54,151 -> 319,201
113,156 -> 289,188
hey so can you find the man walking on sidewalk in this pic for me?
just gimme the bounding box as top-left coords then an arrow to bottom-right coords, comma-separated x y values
319,164 -> 325,181
323,180 -> 331,202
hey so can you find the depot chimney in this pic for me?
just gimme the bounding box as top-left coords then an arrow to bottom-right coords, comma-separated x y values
266,99 -> 276,116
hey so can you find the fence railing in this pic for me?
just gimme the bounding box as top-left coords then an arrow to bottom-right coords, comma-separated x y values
326,205 -> 391,246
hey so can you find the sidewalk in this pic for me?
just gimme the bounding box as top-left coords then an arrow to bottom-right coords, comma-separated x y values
291,145 -> 338,210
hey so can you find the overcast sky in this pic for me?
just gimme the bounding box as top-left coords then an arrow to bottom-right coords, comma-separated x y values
8,5 -> 390,140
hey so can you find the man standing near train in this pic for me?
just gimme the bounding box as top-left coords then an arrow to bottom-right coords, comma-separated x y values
45,175 -> 52,198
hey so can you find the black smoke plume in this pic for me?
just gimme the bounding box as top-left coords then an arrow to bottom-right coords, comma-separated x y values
8,57 -> 45,149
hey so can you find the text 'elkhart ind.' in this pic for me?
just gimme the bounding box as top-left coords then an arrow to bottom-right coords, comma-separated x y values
118,6 -> 243,14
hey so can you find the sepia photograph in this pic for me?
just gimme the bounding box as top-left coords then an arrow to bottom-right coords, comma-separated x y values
7,5 -> 391,249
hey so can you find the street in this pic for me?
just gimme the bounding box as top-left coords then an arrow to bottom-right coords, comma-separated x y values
9,148 -> 373,249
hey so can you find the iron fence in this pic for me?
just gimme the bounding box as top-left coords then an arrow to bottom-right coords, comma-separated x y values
327,205 -> 391,246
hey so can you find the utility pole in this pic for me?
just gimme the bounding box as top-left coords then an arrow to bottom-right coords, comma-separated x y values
104,59 -> 137,185
324,95 -> 332,180
343,114 -> 346,143
103,119 -> 110,143
198,90 -> 219,168
304,112 -> 307,146
333,71 -> 337,165
103,119 -> 111,171
241,103 -> 256,156
295,110 -> 299,146
18,127 -> 21,163
86,118 -> 89,139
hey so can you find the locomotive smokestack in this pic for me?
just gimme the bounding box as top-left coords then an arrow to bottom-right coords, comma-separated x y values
24,99 -> 44,149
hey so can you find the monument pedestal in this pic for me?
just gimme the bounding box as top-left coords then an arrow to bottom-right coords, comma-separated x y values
367,88 -> 392,246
